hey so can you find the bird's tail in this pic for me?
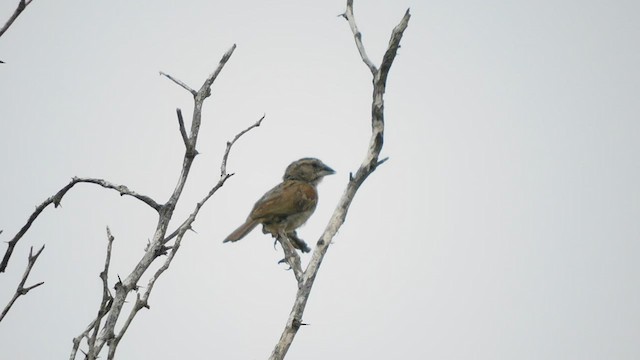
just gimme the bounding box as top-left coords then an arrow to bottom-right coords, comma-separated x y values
223,220 -> 259,243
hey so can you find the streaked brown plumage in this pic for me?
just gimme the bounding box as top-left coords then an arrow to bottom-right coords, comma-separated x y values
223,158 -> 335,252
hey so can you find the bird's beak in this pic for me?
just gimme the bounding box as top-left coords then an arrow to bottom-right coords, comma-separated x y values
323,165 -> 336,176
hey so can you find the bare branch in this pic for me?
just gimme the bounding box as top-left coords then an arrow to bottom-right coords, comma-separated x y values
73,45 -> 238,359
198,44 -> 237,100
97,105 -> 258,359
113,232 -> 186,351
0,177 -> 160,273
71,228 -> 115,360
0,245 -> 45,323
0,0 -> 35,39
269,3 -> 410,359
165,44 -> 238,212
164,115 -> 265,245
221,113 -> 264,176
90,227 -> 115,354
378,8 -> 411,86
176,108 -> 191,149
341,0 -> 377,75
159,71 -> 197,96
73,178 -> 162,211
276,233 -> 303,285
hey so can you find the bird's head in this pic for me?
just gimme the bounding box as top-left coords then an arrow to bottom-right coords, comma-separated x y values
283,158 -> 335,185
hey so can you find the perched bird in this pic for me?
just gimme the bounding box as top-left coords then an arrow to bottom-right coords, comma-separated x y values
223,158 -> 335,252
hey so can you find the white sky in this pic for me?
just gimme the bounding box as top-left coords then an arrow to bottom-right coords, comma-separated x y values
1,0 -> 639,359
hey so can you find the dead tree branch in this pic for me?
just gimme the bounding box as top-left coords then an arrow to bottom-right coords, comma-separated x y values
159,71 -> 196,96
0,0 -> 35,40
339,0 -> 377,75
70,227 -> 115,359
105,113 -> 265,358
269,2 -> 410,359
67,44 -> 258,359
0,245 -> 45,323
276,233 -> 304,285
162,113 -> 265,245
175,108 -> 191,151
221,113 -> 264,176
0,177 -> 161,273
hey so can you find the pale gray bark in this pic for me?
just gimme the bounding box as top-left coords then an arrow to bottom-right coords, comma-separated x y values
0,245 -> 44,323
268,1 -> 411,359
0,0 -> 34,40
0,43 -> 258,358
67,44 -> 263,359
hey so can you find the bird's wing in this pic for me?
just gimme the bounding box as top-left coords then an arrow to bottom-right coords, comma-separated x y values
250,181 -> 317,220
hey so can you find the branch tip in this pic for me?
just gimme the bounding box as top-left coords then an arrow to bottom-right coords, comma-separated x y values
160,71 -> 197,96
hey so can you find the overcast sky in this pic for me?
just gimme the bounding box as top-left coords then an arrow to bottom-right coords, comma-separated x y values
1,0 -> 639,359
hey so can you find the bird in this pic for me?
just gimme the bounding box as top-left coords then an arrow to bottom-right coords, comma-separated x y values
223,158 -> 335,252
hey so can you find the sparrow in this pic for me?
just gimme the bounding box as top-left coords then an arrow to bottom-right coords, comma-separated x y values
223,158 -> 335,252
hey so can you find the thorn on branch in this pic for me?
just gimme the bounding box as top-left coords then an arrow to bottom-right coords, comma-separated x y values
376,157 -> 389,167
291,318 -> 309,329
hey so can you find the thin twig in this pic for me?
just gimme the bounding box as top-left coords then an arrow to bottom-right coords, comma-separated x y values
0,0 -> 35,39
340,0 -> 377,75
159,71 -> 197,96
164,115 -> 266,245
0,245 -> 45,323
221,114 -> 265,176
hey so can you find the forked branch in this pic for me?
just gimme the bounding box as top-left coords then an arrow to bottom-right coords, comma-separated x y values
68,44 -> 261,359
269,2 -> 410,359
0,245 -> 45,323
